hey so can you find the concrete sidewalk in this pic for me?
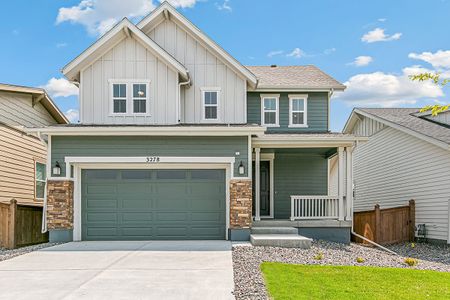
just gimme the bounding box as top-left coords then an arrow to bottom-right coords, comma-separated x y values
0,241 -> 234,300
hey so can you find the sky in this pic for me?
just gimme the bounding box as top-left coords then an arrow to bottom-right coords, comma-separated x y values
1,0 -> 449,131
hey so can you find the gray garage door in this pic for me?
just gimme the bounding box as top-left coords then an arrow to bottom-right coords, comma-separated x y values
81,169 -> 226,240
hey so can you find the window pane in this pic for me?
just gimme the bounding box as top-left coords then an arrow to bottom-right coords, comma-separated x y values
113,84 -> 126,98
204,91 -> 217,105
36,162 -> 46,181
133,84 -> 146,98
292,112 -> 304,124
122,170 -> 152,180
133,99 -> 146,113
85,170 -> 118,180
114,99 -> 126,113
264,111 -> 276,124
191,170 -> 224,180
205,106 -> 217,119
156,170 -> 186,180
264,98 -> 276,110
36,181 -> 45,199
292,99 -> 304,111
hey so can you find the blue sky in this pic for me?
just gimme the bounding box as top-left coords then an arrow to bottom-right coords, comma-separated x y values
1,0 -> 449,130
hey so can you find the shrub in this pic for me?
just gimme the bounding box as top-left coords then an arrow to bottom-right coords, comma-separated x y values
404,257 -> 418,267
356,257 -> 365,263
314,252 -> 324,260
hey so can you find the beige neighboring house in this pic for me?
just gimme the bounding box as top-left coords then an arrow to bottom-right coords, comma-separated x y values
0,83 -> 68,206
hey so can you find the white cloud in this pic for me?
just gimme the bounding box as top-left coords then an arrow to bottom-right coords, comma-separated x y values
409,50 -> 450,69
42,78 -> 79,98
323,48 -> 336,55
350,55 -> 373,67
159,0 -> 198,8
361,28 -> 402,43
65,109 -> 80,123
216,0 -> 232,12
287,48 -> 306,58
377,18 -> 387,22
56,42 -> 68,48
267,50 -> 284,57
336,66 -> 444,107
56,0 -> 157,36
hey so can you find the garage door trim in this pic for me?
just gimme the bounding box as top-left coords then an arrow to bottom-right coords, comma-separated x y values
70,158 -> 236,241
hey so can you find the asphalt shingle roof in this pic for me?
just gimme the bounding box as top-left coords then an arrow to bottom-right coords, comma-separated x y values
246,65 -> 346,90
357,108 -> 450,145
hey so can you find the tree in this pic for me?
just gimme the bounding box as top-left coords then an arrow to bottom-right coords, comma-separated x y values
410,72 -> 449,116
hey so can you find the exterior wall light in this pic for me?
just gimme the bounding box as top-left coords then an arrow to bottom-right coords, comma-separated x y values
238,161 -> 245,175
53,161 -> 61,176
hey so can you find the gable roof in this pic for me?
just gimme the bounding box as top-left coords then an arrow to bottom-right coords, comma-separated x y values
0,83 -> 69,124
62,18 -> 189,81
137,1 -> 258,87
246,65 -> 346,91
343,108 -> 450,151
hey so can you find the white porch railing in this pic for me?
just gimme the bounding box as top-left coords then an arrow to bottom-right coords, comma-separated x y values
290,196 -> 339,221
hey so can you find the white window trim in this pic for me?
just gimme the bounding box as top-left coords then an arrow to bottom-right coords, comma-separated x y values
260,94 -> 280,127
109,79 -> 151,116
35,160 -> 46,201
288,94 -> 308,128
201,87 -> 221,122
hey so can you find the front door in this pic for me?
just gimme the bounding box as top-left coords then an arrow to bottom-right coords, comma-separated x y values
252,161 -> 270,217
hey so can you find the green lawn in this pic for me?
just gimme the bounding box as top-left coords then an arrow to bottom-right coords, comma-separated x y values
261,263 -> 450,300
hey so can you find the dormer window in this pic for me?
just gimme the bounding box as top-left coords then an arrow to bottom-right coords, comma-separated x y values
110,80 -> 150,115
202,88 -> 220,121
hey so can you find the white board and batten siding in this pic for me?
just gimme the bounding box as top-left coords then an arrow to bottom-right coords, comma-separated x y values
0,91 -> 57,127
145,18 -> 247,124
351,116 -> 385,137
80,37 -> 179,124
352,124 -> 450,242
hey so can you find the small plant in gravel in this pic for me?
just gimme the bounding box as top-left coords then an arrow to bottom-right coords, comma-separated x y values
411,243 -> 416,248
356,257 -> 365,263
314,252 -> 324,260
404,257 -> 418,267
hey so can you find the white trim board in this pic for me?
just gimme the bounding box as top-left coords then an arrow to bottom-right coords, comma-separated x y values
71,162 -> 233,241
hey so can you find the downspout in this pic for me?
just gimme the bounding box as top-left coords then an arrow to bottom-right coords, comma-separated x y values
36,131 -> 48,234
178,71 -> 191,123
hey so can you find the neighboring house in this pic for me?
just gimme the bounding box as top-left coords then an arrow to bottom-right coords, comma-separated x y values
0,83 -> 68,206
344,108 -> 450,244
28,2 -> 363,244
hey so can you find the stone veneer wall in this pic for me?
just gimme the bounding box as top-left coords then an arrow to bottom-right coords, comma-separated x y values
47,180 -> 74,230
230,179 -> 252,229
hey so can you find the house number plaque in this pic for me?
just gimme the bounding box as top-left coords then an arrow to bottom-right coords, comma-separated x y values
146,156 -> 160,163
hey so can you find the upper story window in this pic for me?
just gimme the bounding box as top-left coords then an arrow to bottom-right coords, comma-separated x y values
289,94 -> 308,127
110,80 -> 149,115
35,161 -> 46,200
202,88 -> 220,121
261,94 -> 279,127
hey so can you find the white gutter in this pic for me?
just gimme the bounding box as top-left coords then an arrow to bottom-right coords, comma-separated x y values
177,71 -> 191,122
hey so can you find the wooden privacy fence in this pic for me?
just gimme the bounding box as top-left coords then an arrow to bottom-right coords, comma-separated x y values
0,199 -> 48,249
353,200 -> 415,244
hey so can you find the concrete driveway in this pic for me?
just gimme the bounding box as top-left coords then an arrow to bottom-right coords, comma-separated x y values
0,241 -> 234,300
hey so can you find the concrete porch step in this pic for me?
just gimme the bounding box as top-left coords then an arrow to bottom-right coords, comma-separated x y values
251,227 -> 298,235
250,234 -> 312,248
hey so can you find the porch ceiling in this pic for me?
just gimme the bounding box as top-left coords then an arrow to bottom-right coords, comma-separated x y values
261,147 -> 336,157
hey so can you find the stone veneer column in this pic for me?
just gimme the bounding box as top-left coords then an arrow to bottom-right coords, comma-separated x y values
47,180 -> 74,230
229,179 -> 252,229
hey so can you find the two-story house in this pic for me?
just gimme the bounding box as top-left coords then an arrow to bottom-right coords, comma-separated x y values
28,2 -> 364,245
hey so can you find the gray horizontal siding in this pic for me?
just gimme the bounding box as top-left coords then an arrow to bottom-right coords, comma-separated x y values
247,92 -> 329,132
273,153 -> 328,219
51,136 -> 248,177
353,126 -> 450,242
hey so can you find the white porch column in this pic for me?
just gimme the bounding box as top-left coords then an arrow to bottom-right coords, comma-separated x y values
345,147 -> 354,221
255,147 -> 261,221
337,147 -> 345,221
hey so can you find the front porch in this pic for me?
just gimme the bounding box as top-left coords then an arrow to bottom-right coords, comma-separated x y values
247,133 -> 361,243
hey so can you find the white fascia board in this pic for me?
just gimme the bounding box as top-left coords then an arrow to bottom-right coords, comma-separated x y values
62,18 -> 188,81
252,87 -> 345,92
26,126 -> 267,137
342,109 -> 360,133
252,135 -> 368,148
353,109 -> 450,151
137,2 -> 257,87
65,156 -> 235,164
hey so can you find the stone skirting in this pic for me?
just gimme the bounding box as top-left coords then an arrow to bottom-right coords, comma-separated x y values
230,179 -> 252,229
47,180 -> 74,230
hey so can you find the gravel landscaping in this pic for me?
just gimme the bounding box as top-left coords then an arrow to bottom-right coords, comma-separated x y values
232,241 -> 450,300
0,243 -> 61,262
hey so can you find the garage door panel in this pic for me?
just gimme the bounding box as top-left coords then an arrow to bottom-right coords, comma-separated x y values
82,169 -> 226,240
